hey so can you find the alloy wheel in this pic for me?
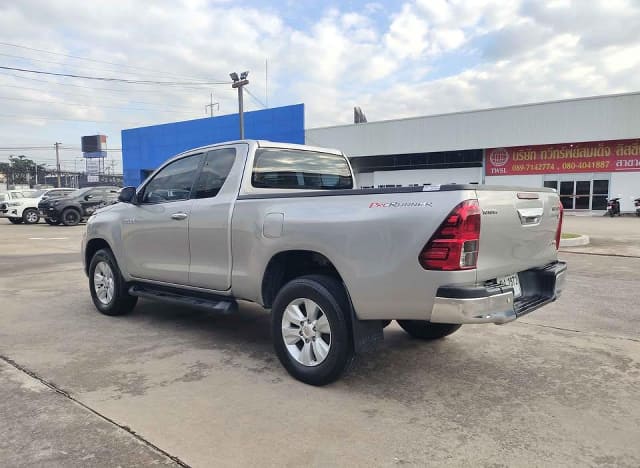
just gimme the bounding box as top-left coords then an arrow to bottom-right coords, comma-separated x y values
281,298 -> 332,366
93,261 -> 115,305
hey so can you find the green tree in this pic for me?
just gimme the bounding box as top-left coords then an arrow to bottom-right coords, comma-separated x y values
0,155 -> 48,186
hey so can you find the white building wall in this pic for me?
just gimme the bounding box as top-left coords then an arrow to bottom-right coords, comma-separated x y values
307,93 -> 640,157
355,172 -> 374,188
610,172 -> 640,213
371,168 -> 482,187
485,174 -> 544,188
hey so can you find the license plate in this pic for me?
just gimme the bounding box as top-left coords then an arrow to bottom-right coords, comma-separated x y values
497,273 -> 522,298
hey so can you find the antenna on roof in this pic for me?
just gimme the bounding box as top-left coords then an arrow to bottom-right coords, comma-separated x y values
354,106 -> 367,124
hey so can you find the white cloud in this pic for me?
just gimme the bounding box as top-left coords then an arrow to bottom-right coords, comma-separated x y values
0,0 -> 639,171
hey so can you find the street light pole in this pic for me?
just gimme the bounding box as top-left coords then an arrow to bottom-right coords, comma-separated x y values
230,71 -> 249,139
54,142 -> 62,187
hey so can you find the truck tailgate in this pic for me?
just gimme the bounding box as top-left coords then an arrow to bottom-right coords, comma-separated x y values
475,188 -> 561,282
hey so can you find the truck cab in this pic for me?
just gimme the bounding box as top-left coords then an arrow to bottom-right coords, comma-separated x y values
0,190 -> 41,224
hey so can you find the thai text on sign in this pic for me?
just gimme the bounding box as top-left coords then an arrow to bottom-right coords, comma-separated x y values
485,139 -> 640,175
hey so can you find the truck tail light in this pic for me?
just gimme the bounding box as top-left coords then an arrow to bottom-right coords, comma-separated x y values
555,202 -> 563,250
419,199 -> 481,271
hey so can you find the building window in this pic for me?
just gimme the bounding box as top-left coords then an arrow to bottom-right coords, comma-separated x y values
349,149 -> 483,173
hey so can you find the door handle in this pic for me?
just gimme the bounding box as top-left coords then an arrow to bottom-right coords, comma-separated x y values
171,212 -> 188,220
517,207 -> 543,225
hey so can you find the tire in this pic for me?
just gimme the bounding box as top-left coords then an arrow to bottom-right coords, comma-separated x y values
271,274 -> 354,386
89,248 -> 138,316
22,208 -> 40,224
397,320 -> 461,340
61,208 -> 81,226
8,217 -> 23,224
44,217 -> 60,225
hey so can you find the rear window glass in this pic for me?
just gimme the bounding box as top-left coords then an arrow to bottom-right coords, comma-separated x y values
252,149 -> 353,190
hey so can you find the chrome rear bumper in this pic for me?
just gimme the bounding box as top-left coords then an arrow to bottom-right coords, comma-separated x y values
430,261 -> 567,325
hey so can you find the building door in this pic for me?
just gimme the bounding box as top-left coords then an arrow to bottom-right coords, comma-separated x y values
575,181 -> 591,209
559,181 -> 574,209
548,178 -> 609,211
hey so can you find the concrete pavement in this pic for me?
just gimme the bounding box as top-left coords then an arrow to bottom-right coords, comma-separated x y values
0,221 -> 639,467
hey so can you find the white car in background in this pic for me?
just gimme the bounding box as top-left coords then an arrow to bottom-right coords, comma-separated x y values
0,188 -> 75,224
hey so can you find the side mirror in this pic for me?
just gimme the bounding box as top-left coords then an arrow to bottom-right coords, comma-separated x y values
118,186 -> 138,204
85,194 -> 93,200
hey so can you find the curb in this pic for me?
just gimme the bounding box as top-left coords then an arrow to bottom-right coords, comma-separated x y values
560,234 -> 590,247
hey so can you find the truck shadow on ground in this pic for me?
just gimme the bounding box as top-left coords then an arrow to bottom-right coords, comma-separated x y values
119,299 -> 630,416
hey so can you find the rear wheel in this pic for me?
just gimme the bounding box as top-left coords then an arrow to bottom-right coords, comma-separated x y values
8,217 -> 23,224
61,208 -> 81,226
44,217 -> 60,225
89,248 -> 137,316
22,208 -> 40,224
271,275 -> 354,386
397,320 -> 461,340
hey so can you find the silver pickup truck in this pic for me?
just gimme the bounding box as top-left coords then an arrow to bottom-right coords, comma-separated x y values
82,140 -> 566,385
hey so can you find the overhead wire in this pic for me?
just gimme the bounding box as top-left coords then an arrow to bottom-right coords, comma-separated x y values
0,94 -> 198,115
0,41 -> 224,82
0,83 -> 199,111
245,88 -> 268,109
0,65 -> 231,86
0,112 -> 149,125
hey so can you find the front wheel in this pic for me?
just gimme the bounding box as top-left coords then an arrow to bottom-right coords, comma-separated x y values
271,275 -> 354,386
8,217 -> 23,224
61,208 -> 81,226
89,248 -> 137,316
22,208 -> 40,224
44,217 -> 60,225
397,320 -> 461,340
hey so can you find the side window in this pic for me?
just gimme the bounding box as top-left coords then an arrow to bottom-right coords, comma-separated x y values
142,154 -> 202,203
252,149 -> 353,190
84,189 -> 100,200
192,148 -> 236,199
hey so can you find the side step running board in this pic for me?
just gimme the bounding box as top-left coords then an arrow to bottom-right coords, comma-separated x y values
128,284 -> 237,314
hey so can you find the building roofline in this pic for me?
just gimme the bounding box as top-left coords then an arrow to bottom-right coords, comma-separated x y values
307,91 -> 640,131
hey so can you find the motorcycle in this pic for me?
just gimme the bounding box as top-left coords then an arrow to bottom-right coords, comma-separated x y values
607,198 -> 621,217
634,197 -> 640,217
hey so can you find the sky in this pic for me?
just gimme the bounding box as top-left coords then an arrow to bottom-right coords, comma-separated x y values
1,0 -> 640,173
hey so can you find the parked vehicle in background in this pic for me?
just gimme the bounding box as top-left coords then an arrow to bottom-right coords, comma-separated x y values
0,190 -> 41,224
82,140 -> 566,385
31,188 -> 77,200
40,186 -> 120,226
634,197 -> 640,217
31,188 -> 78,224
607,197 -> 621,217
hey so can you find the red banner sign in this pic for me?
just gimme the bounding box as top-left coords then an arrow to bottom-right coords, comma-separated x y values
486,139 -> 640,176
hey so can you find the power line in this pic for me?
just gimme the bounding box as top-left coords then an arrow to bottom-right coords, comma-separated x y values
0,52 -> 201,82
0,94 -> 198,114
245,87 -> 268,109
0,82 -> 200,111
0,65 -> 231,86
0,112 -> 147,125
0,42 -> 224,82
0,70 -> 167,93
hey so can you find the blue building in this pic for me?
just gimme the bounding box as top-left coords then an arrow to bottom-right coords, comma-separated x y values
121,104 -> 304,186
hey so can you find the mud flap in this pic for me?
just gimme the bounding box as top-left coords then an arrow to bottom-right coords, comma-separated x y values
349,308 -> 384,353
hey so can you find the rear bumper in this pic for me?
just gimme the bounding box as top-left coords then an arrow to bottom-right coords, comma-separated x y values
430,261 -> 567,325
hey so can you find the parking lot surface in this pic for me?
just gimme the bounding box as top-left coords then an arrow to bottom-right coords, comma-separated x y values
1,220 -> 639,467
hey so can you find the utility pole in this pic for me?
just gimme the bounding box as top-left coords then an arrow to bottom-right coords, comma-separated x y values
230,71 -> 249,139
54,142 -> 61,187
205,93 -> 219,117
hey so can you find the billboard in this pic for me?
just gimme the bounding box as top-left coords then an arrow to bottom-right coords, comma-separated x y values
486,139 -> 640,176
82,135 -> 107,152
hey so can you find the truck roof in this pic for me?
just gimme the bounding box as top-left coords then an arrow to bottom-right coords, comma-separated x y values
173,140 -> 343,158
